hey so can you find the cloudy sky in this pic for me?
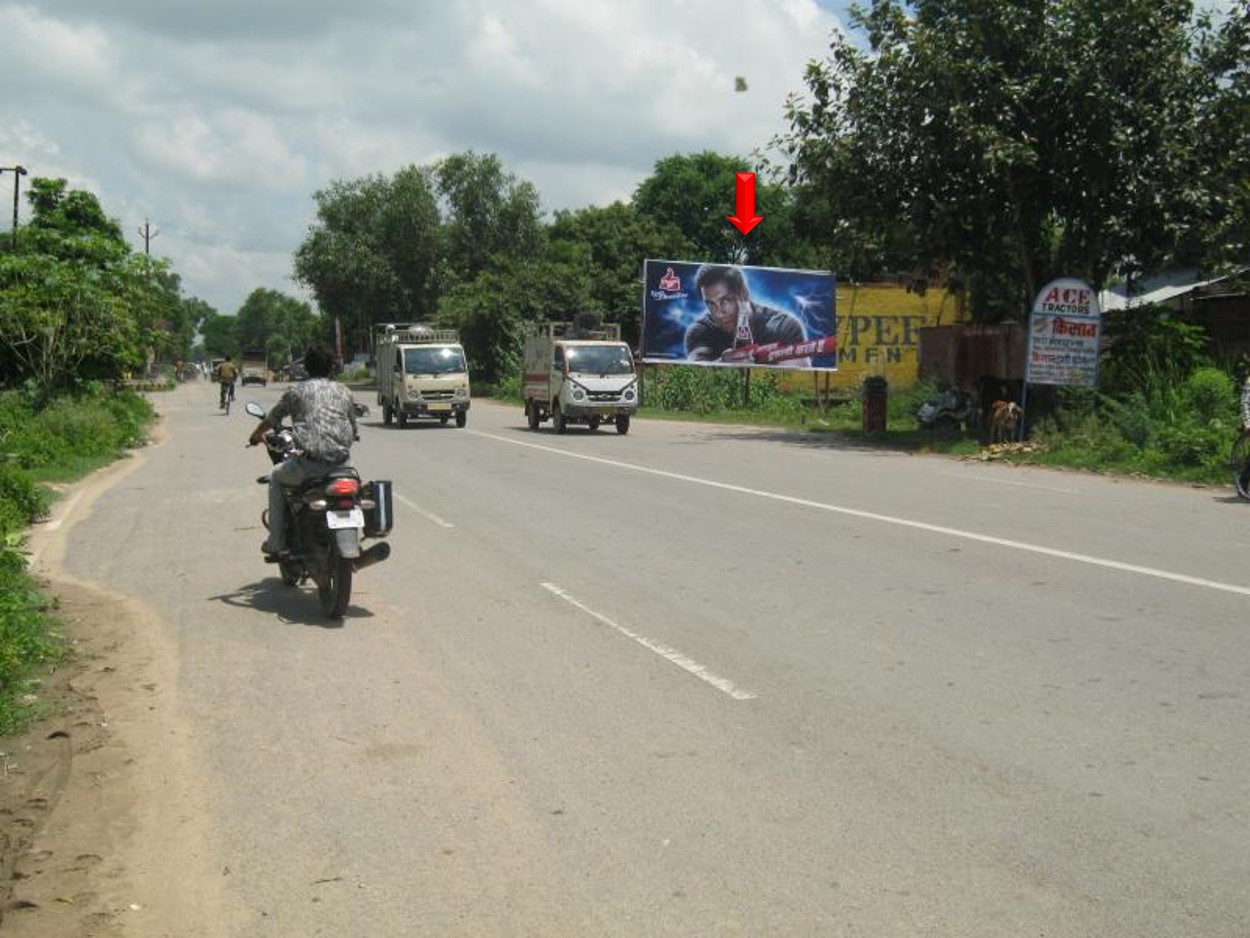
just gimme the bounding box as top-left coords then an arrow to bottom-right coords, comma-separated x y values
1,1 -> 854,315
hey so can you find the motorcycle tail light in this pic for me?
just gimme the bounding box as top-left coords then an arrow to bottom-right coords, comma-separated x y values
326,479 -> 359,497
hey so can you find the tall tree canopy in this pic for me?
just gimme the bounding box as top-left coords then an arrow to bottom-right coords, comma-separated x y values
0,178 -> 177,394
778,0 -> 1223,320
294,152 -> 545,358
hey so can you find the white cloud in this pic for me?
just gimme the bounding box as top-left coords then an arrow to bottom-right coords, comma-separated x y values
0,0 -> 843,314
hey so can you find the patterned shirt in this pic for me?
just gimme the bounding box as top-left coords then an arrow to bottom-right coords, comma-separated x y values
266,378 -> 357,464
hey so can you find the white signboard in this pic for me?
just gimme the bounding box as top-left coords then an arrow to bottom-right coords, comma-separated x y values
1025,277 -> 1101,388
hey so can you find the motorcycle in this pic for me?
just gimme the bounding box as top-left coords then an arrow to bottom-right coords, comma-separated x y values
245,402 -> 391,618
915,386 -> 979,436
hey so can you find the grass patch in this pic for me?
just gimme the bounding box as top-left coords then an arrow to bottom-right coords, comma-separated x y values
0,387 -> 154,736
0,563 -> 68,735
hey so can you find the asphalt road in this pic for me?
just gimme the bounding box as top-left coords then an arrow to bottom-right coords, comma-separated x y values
54,379 -> 1250,936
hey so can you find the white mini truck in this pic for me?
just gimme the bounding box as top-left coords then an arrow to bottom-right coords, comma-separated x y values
374,324 -> 470,428
522,321 -> 638,434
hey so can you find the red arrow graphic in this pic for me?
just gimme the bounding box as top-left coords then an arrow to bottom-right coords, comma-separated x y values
727,172 -> 763,235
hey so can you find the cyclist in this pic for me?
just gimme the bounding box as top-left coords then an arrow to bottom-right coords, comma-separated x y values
217,355 -> 238,409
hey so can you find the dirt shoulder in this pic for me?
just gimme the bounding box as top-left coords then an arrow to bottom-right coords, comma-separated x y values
0,424 -> 229,937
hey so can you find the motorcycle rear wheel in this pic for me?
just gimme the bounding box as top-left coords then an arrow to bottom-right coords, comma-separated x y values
318,551 -> 354,618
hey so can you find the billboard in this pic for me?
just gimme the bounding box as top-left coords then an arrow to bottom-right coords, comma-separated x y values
641,260 -> 837,371
1025,277 -> 1102,388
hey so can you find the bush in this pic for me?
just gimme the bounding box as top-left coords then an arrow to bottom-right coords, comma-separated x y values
646,367 -> 743,413
0,465 -> 50,532
491,374 -> 523,402
1182,367 -> 1235,424
3,390 -> 152,471
0,387 -> 152,735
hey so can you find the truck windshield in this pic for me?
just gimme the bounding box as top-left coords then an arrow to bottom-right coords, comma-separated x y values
564,345 -> 634,376
403,346 -> 466,374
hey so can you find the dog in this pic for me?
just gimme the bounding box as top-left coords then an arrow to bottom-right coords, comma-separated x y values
988,400 -> 1022,444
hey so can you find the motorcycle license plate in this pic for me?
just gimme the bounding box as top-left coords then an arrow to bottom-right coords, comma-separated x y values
326,508 -> 364,530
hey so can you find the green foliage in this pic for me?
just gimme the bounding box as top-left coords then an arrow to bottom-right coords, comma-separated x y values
0,465 -> 51,533
0,389 -> 152,475
0,388 -> 151,735
778,0 -> 1220,317
295,153 -> 545,361
0,566 -> 68,734
439,253 -> 597,385
1183,366 -> 1235,423
646,366 -> 741,414
1100,303 -> 1211,396
547,202 -> 695,345
0,178 -> 182,395
642,366 -> 807,421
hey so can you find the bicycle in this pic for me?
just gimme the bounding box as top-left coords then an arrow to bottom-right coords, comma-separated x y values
1229,427 -> 1250,499
220,381 -> 235,415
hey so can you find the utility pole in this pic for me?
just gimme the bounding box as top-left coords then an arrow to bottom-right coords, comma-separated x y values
0,165 -> 28,250
138,217 -> 159,255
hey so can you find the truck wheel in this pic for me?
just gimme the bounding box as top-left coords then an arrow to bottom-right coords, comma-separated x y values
398,409 -> 408,428
554,404 -> 568,434
526,401 -> 540,430
439,415 -> 450,425
615,414 -> 630,435
382,400 -> 393,426
455,411 -> 467,428
588,417 -> 600,431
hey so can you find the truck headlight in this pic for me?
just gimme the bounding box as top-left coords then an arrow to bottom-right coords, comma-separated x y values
623,388 -> 636,402
408,389 -> 421,401
572,388 -> 586,402
454,387 -> 468,400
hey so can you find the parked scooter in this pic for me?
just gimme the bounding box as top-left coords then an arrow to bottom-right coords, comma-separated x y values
916,386 -> 979,436
245,402 -> 391,618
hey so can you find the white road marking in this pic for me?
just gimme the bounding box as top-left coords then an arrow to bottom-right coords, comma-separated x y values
542,582 -> 757,701
472,430 -> 1250,598
395,493 -> 455,528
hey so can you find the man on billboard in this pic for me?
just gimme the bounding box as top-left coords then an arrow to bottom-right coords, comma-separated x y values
685,264 -> 810,365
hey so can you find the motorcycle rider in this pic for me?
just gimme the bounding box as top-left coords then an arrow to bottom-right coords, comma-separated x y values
249,344 -> 359,561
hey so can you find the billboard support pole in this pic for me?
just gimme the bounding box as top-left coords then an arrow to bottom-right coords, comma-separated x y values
1018,380 -> 1031,443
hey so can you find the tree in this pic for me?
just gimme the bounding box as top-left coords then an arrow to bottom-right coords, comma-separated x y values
778,0 -> 1214,320
197,312 -> 240,360
0,179 -> 171,393
294,153 -> 546,366
294,167 -> 442,354
1193,0 -> 1250,267
434,152 -> 543,287
547,202 -> 695,343
438,252 -> 597,385
631,152 -> 822,273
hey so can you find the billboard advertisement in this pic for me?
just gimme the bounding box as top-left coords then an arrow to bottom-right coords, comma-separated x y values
1025,277 -> 1102,388
641,260 -> 837,371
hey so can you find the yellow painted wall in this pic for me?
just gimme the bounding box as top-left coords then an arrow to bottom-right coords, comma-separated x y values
776,283 -> 967,392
